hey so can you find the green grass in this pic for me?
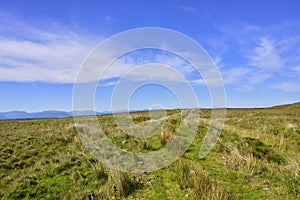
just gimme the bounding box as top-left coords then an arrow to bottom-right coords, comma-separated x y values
0,103 -> 299,199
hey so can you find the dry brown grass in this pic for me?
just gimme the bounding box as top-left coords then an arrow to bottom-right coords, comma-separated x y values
175,159 -> 230,200
160,126 -> 174,146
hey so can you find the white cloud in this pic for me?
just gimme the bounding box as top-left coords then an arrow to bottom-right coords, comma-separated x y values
97,52 -> 199,86
271,82 -> 300,92
247,72 -> 272,84
248,38 -> 283,71
155,53 -> 196,75
221,67 -> 252,85
104,15 -> 116,23
0,39 -> 93,82
211,20 -> 300,92
232,85 -> 255,92
177,5 -> 197,13
120,64 -> 188,83
292,66 -> 300,72
0,14 -> 102,83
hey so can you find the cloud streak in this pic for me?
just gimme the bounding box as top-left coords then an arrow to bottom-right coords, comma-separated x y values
248,38 -> 283,71
0,14 -> 101,83
177,5 -> 197,13
209,20 -> 300,92
271,82 -> 300,92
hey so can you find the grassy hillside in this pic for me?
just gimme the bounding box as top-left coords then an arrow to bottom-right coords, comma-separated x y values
0,103 -> 299,199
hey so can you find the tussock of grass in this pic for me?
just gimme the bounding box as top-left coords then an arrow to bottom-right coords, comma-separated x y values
175,159 -> 230,199
160,126 -> 173,146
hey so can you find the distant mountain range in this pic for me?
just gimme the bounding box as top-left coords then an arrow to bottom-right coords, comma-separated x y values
1,102 -> 299,120
0,110 -> 111,120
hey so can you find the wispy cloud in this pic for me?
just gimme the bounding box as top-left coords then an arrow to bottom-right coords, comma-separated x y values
248,38 -> 283,71
271,82 -> 300,92
177,5 -> 197,13
210,20 -> 300,92
104,15 -> 116,24
247,72 -> 272,84
0,13 -> 102,83
98,51 -> 199,86
221,67 -> 252,85
292,66 -> 300,72
232,85 -> 255,92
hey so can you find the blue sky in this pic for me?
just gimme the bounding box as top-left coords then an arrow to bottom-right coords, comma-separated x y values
0,0 -> 300,112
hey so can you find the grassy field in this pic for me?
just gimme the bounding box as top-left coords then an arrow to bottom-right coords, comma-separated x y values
0,103 -> 299,199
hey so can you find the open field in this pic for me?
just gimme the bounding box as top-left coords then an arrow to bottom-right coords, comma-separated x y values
0,103 -> 299,199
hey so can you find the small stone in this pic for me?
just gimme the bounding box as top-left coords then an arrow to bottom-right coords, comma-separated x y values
145,181 -> 152,186
190,170 -> 196,175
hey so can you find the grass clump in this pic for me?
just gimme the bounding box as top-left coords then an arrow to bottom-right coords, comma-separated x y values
175,159 -> 230,199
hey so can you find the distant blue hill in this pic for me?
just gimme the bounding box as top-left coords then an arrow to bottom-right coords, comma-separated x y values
0,111 -> 32,119
1,102 -> 299,120
0,109 -> 153,120
0,110 -> 108,120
